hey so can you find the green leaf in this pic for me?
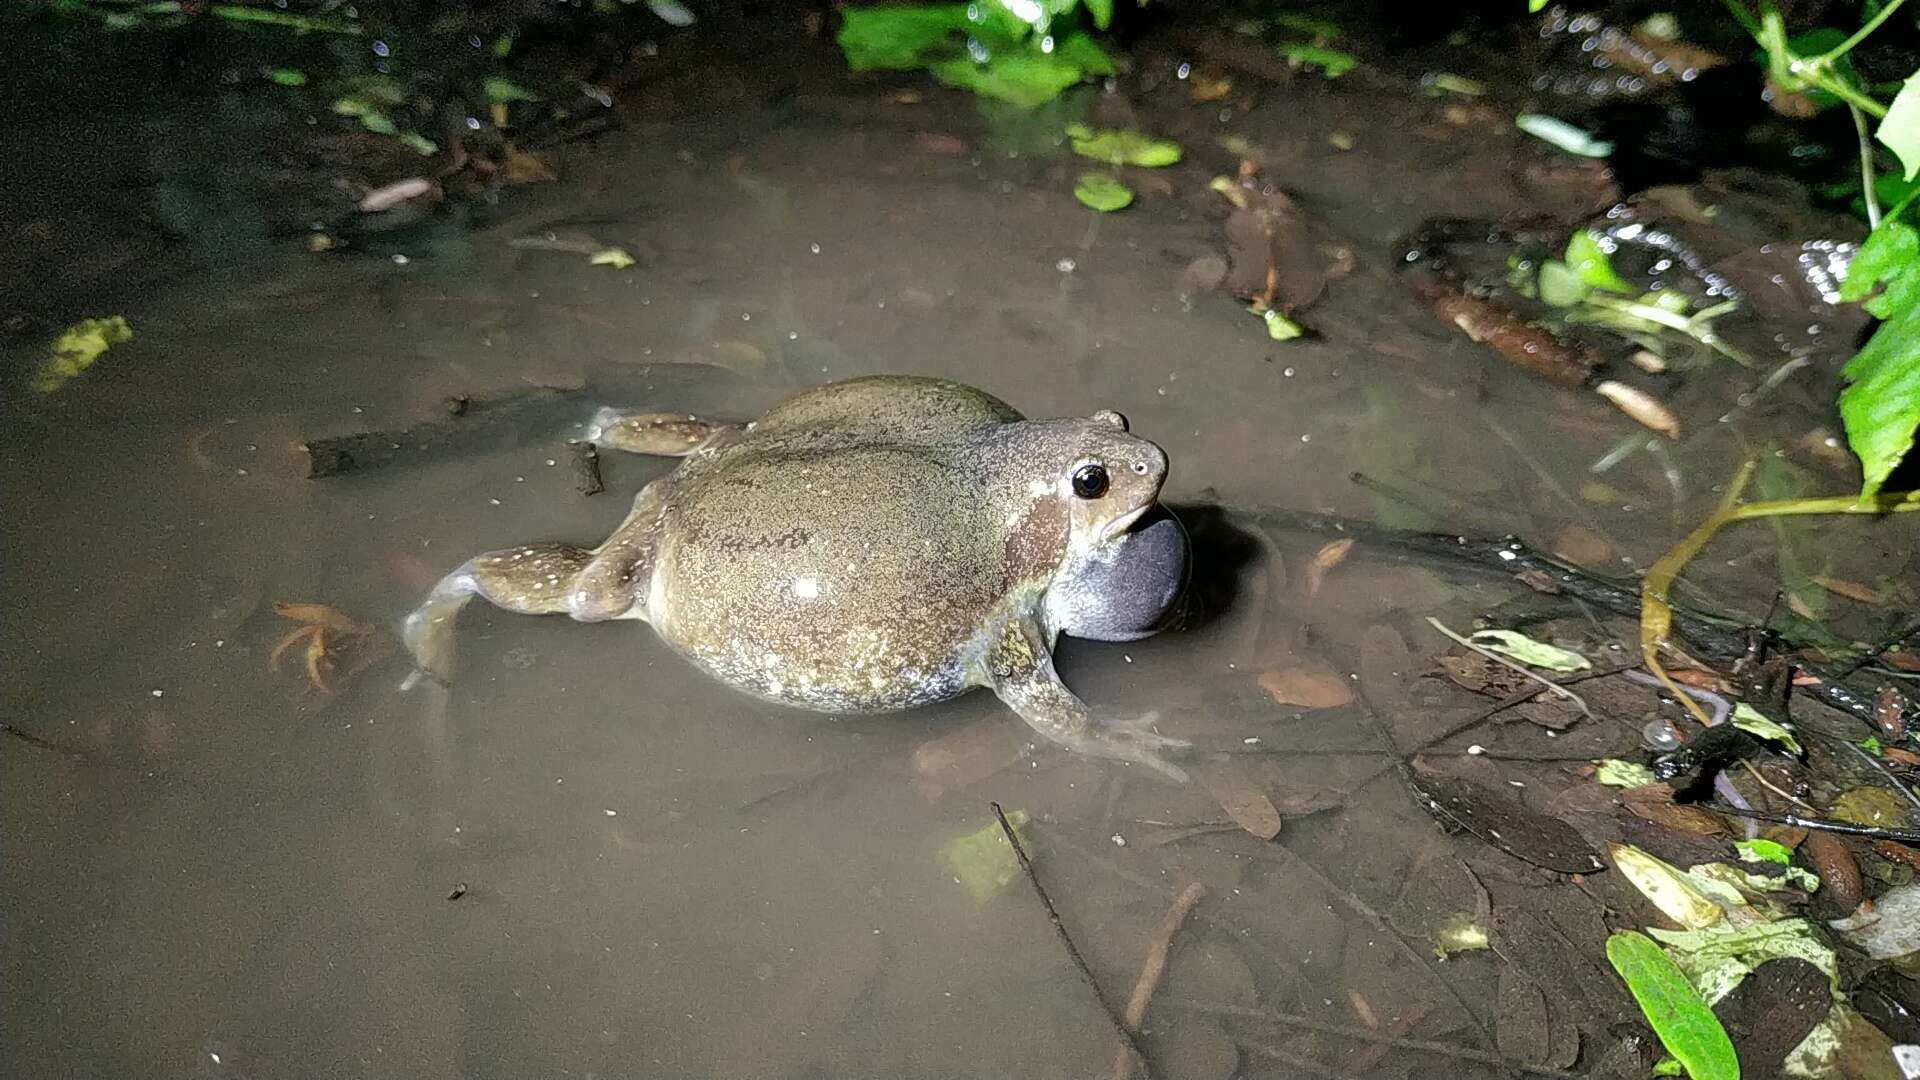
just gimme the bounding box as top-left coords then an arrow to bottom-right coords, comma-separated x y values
1276,42 -> 1357,78
1064,123 -> 1182,166
930,51 -> 1087,109
33,316 -> 134,394
1083,0 -> 1113,31
355,111 -> 397,135
1596,759 -> 1659,787
1875,72 -> 1920,181
1536,260 -> 1589,307
1050,31 -> 1115,77
482,76 -> 540,103
1735,838 -> 1793,865
1529,0 -> 1549,11
941,809 -> 1030,904
1257,307 -> 1303,340
1467,629 -> 1591,672
266,68 -> 307,86
1836,218 -> 1920,496
398,132 -> 438,155
490,32 -> 515,58
1073,173 -> 1133,211
1606,931 -> 1741,1080
1566,229 -> 1635,294
1859,735 -> 1884,756
1730,703 -> 1803,755
837,4 -> 973,70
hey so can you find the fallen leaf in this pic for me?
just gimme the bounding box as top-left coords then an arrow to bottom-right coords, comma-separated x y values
502,147 -> 557,184
1730,703 -> 1802,754
913,132 -> 969,155
941,810 -> 1030,905
1064,123 -> 1182,167
1301,538 -> 1353,597
1551,524 -> 1615,565
1606,930 -> 1740,1080
1188,74 -> 1233,102
1621,784 -> 1730,837
589,247 -> 636,269
1258,664 -> 1351,708
1596,759 -> 1659,787
1469,630 -> 1591,673
1073,173 -> 1134,212
35,316 -> 133,393
1199,770 -> 1284,840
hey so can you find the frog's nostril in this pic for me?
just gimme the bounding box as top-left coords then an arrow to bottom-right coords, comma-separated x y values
1130,461 -> 1149,475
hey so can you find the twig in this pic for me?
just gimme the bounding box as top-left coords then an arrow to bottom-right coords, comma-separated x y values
1425,617 -> 1594,720
1112,882 -> 1206,1080
1738,758 -> 1815,811
1832,732 -> 1920,813
1232,1037 -> 1356,1078
1713,804 -> 1920,843
1171,1001 -> 1586,1078
991,802 -> 1153,1079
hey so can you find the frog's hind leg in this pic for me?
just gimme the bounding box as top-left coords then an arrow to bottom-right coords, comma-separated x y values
400,542 -> 597,688
979,617 -> 1192,782
400,486 -> 664,688
586,408 -> 745,457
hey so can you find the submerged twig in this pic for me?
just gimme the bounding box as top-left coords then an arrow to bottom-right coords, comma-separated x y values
1712,804 -> 1920,843
991,802 -> 1153,1079
1112,882 -> 1206,1080
1170,1001 -> 1586,1078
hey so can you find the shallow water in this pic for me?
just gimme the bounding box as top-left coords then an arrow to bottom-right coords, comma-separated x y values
5,15 -> 1916,1079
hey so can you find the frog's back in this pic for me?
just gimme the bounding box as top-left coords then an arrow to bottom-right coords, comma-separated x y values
649,441 -> 1011,713
748,375 -> 1022,445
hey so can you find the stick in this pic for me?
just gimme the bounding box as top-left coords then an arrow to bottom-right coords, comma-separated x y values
303,388 -> 578,478
1173,1001 -> 1586,1079
570,440 -> 604,496
991,802 -> 1153,1079
1713,804 -> 1920,844
1112,882 -> 1206,1080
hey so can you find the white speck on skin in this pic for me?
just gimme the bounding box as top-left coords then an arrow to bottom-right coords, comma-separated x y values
792,576 -> 820,599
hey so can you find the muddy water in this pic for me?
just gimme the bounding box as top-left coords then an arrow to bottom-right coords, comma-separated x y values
4,23 -> 1915,1080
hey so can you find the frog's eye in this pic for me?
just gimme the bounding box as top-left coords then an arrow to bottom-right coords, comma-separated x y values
1072,463 -> 1110,499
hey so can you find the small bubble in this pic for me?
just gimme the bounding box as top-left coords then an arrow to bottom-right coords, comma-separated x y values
372,39 -> 390,57
809,243 -> 821,254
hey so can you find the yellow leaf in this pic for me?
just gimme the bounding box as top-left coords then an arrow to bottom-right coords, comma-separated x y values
35,316 -> 134,393
588,247 -> 635,269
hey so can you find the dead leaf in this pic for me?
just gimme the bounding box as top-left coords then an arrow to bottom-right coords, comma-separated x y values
1883,747 -> 1920,767
1873,840 -> 1920,870
1550,524 -> 1614,565
1301,538 -> 1353,597
1619,783 -> 1729,836
1811,575 -> 1883,604
1199,770 -> 1284,840
1259,663 -> 1351,708
1434,654 -> 1535,698
502,147 -> 557,184
1189,74 -> 1233,102
1217,169 -> 1341,320
913,132 -> 969,155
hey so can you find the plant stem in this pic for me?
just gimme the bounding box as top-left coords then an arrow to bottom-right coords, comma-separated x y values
1854,104 -> 1884,229
1819,0 -> 1910,64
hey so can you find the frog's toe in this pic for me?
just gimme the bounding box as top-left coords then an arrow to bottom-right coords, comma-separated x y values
1102,712 -> 1192,783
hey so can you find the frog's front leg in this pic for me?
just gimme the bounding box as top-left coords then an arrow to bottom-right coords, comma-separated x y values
980,618 -> 1190,782
586,408 -> 745,457
400,483 -> 665,687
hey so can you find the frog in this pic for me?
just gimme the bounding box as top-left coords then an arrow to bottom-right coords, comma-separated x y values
401,374 -> 1192,781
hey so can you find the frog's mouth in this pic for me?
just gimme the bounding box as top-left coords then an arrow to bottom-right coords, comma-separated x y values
1100,503 -> 1154,543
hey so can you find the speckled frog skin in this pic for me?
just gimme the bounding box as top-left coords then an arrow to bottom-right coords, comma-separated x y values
402,375 -> 1191,780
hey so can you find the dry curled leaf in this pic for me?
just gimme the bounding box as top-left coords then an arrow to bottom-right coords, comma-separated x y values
1259,664 -> 1351,709
1302,538 -> 1354,597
